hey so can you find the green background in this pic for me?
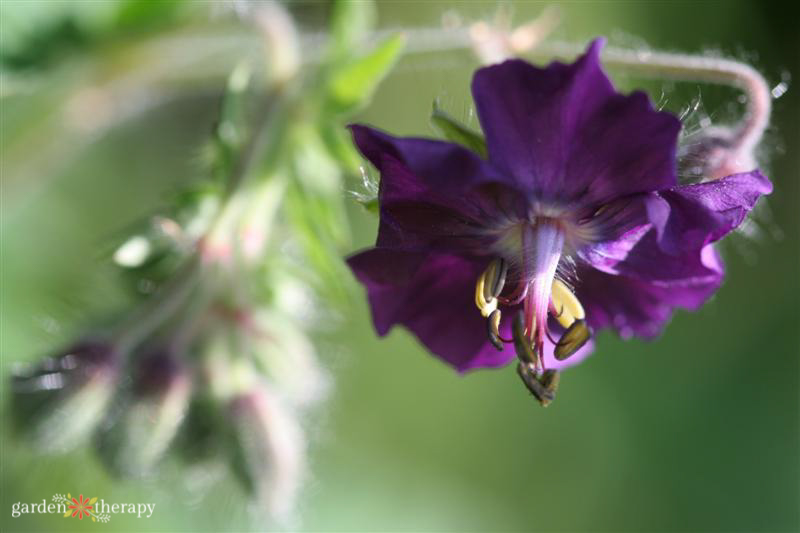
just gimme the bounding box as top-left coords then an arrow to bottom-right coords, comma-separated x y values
2,1 -> 798,531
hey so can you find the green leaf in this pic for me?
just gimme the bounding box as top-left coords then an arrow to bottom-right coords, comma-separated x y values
113,0 -> 183,33
328,33 -> 405,114
358,197 -> 379,213
329,0 -> 375,58
431,103 -> 487,158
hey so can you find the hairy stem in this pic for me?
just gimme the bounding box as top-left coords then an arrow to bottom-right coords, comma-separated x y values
371,27 -> 771,166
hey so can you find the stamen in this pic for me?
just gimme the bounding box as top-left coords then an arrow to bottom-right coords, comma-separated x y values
477,224 -> 588,397
516,363 -> 559,407
486,309 -> 504,351
474,267 -> 498,318
512,312 -> 538,369
554,319 -> 591,361
552,303 -> 573,329
486,258 -> 508,299
539,369 -> 560,407
476,257 -> 513,320
475,258 -> 509,318
498,282 -> 528,305
551,279 -> 585,329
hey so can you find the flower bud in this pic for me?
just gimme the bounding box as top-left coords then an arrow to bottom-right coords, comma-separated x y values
250,311 -> 329,408
11,340 -> 119,453
251,1 -> 300,84
96,350 -> 191,477
228,385 -> 305,522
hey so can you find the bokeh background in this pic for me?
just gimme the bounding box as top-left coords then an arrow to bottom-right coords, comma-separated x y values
2,1 -> 798,532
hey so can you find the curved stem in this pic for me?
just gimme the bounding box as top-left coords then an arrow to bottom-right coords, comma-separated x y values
113,86 -> 289,356
374,27 -> 770,170
588,44 -> 771,160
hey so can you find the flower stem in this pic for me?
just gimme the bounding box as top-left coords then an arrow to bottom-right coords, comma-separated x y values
377,26 -> 770,173
113,88 -> 290,356
581,44 -> 770,163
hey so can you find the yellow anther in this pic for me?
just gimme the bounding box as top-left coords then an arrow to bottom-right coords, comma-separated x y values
551,279 -> 585,328
482,298 -> 498,318
482,258 -> 507,301
553,304 -> 575,329
474,269 -> 487,309
476,260 -> 506,318
474,269 -> 498,318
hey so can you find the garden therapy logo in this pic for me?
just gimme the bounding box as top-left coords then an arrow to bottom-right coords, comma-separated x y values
10,493 -> 155,522
54,493 -> 109,522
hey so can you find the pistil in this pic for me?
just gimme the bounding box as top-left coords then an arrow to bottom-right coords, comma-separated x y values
522,220 -> 565,367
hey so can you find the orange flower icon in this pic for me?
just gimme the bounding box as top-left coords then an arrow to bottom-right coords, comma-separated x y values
67,494 -> 96,520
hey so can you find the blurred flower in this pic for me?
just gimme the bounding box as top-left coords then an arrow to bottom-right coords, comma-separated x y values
468,5 -> 561,64
347,39 -> 771,400
6,0 -> 401,522
249,310 -> 330,408
97,349 -> 192,477
229,385 -> 305,522
11,340 -> 119,451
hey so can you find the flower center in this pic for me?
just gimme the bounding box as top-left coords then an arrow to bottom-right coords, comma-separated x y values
475,218 -> 591,406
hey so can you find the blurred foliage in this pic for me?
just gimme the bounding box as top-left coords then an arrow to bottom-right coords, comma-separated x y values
0,0 -> 186,71
1,0 -> 798,532
3,0 -> 404,526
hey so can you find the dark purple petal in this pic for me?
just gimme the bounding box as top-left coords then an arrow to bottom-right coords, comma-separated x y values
349,124 -> 519,199
350,124 -> 527,253
581,228 -> 723,284
472,39 -> 681,206
347,248 -> 518,371
574,192 -> 654,245
578,224 -> 652,274
647,170 -> 772,254
347,248 -> 429,334
576,245 -> 724,338
371,157 -> 495,252
579,171 -> 769,283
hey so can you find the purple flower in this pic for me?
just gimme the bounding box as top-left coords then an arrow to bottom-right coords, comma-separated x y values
347,39 -> 771,399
